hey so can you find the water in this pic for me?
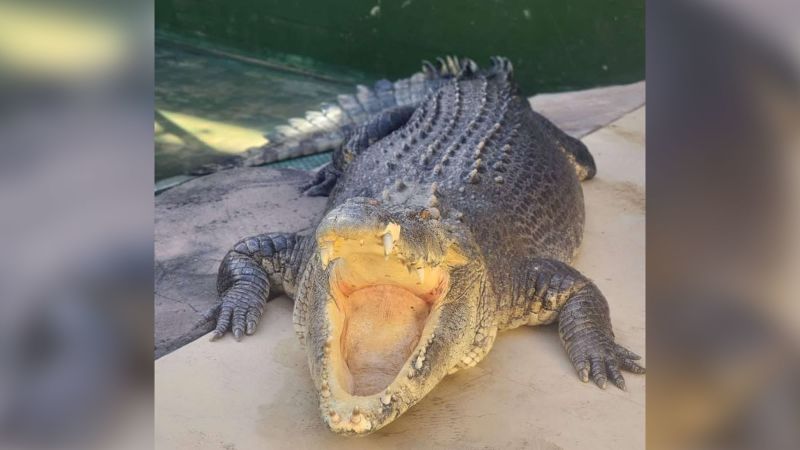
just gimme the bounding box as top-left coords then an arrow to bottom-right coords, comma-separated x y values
155,37 -> 369,181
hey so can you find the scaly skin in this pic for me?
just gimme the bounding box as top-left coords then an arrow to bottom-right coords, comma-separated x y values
210,57 -> 644,435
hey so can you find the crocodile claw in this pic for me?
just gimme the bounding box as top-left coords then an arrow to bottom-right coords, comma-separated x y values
568,336 -> 644,390
302,163 -> 341,197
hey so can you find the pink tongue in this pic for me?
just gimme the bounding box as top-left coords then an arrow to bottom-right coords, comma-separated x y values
343,285 -> 430,396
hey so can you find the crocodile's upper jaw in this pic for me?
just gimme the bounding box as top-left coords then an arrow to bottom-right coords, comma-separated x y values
315,225 -> 454,434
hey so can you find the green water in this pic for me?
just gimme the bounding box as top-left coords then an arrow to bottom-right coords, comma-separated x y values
155,36 -> 367,181
156,0 -> 644,95
155,1 -> 643,182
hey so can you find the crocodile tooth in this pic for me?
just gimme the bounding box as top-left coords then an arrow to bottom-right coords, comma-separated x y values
383,232 -> 394,257
416,267 -> 425,284
381,394 -> 393,405
330,412 -> 341,423
351,408 -> 361,423
320,246 -> 333,268
320,380 -> 330,398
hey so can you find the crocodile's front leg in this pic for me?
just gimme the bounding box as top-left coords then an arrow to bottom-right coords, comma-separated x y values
210,232 -> 311,341
496,258 -> 645,389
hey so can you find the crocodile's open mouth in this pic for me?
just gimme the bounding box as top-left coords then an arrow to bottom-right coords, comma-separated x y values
318,227 -> 450,397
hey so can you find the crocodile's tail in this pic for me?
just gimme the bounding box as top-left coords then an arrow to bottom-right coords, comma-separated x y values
241,56 -> 491,167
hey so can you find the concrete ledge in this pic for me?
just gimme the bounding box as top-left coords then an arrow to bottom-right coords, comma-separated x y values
529,81 -> 646,138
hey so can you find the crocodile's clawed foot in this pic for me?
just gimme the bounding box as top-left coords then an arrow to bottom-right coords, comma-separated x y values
302,163 -> 341,197
207,290 -> 266,342
569,337 -> 645,391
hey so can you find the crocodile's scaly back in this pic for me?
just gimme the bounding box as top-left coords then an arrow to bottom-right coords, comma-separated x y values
331,60 -> 584,266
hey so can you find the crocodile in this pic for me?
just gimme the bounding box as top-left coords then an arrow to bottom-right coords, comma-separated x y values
208,56 -> 645,435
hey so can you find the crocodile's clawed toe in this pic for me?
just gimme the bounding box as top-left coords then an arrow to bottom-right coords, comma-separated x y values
232,308 -> 248,340
211,305 -> 233,340
614,343 -> 642,361
606,358 -> 627,390
619,358 -> 646,375
615,344 -> 646,376
577,365 -> 590,383
590,356 -> 609,389
201,303 -> 221,323
246,318 -> 258,335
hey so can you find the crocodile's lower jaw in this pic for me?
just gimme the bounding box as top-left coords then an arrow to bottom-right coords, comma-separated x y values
316,231 -> 451,434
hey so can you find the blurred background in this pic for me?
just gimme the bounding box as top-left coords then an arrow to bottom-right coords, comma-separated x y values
0,0 -> 797,448
0,1 -> 154,448
647,1 -> 800,449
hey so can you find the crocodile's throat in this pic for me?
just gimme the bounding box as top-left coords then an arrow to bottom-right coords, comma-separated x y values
341,285 -> 429,395
322,238 -> 450,397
